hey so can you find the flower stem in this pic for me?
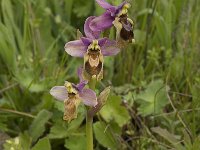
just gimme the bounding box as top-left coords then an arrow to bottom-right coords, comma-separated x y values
88,77 -> 96,90
86,77 -> 96,150
86,111 -> 93,150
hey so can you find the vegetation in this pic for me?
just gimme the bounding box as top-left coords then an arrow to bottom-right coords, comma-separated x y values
0,0 -> 200,149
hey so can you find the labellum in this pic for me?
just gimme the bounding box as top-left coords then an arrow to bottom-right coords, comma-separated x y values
63,82 -> 80,121
114,4 -> 135,44
63,94 -> 80,121
119,14 -> 134,42
83,40 -> 104,81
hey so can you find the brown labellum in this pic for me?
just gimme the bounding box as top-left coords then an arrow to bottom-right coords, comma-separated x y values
83,48 -> 103,81
63,94 -> 80,122
119,14 -> 134,42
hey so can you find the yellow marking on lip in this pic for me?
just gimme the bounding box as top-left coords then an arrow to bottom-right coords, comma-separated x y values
64,82 -> 77,94
88,40 -> 100,51
123,3 -> 131,9
118,3 -> 131,16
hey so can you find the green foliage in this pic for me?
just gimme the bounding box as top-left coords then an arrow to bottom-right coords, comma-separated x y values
94,121 -> 117,150
64,135 -> 86,150
73,0 -> 93,18
0,0 -> 200,149
48,106 -> 85,139
100,95 -> 130,127
3,133 -> 31,150
136,80 -> 169,116
29,110 -> 52,142
31,137 -> 51,150
151,126 -> 183,149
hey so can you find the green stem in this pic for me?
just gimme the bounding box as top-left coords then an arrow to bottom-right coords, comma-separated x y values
86,77 -> 96,150
88,77 -> 96,90
86,111 -> 93,150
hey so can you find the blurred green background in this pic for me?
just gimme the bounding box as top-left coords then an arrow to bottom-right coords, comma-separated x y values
0,0 -> 200,149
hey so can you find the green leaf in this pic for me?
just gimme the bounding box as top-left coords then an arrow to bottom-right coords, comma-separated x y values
48,106 -> 85,139
29,109 -> 52,142
99,95 -> 130,127
54,100 -> 64,112
93,121 -> 117,149
64,135 -> 86,150
31,137 -> 51,150
48,121 -> 68,139
151,126 -> 179,144
151,126 -> 184,149
136,80 -> 169,116
15,69 -> 46,92
19,132 -> 32,150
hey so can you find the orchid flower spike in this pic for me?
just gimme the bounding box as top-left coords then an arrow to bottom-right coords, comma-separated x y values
50,70 -> 97,122
90,0 -> 135,43
65,16 -> 120,81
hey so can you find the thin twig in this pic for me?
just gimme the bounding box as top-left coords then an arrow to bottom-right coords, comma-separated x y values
0,108 -> 52,125
153,107 -> 200,117
168,91 -> 194,98
125,136 -> 173,149
125,104 -> 173,149
166,87 -> 193,140
0,83 -> 18,94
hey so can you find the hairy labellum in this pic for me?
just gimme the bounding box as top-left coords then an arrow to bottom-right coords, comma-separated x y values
83,41 -> 104,81
63,98 -> 76,121
119,14 -> 134,42
63,94 -> 80,121
84,53 -> 103,81
63,84 -> 80,121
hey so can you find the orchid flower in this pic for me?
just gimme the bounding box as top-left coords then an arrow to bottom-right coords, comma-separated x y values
90,0 -> 134,43
50,69 -> 97,122
64,16 -> 120,81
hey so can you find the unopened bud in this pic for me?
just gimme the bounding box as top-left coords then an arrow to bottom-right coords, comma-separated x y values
98,86 -> 111,105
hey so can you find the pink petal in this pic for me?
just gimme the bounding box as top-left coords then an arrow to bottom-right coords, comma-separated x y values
98,38 -> 107,47
77,66 -> 84,82
84,16 -> 101,39
50,86 -> 68,101
116,1 -> 128,13
79,89 -> 97,106
76,80 -> 88,91
96,0 -> 116,15
101,38 -> 120,56
96,0 -> 114,9
64,40 -> 87,57
89,12 -> 114,32
96,0 -> 128,17
81,37 -> 92,46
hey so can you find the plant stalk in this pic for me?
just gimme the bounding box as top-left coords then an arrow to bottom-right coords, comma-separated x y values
86,111 -> 93,150
86,77 -> 96,150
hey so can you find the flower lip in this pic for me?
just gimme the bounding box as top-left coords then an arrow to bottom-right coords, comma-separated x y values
118,14 -> 134,42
